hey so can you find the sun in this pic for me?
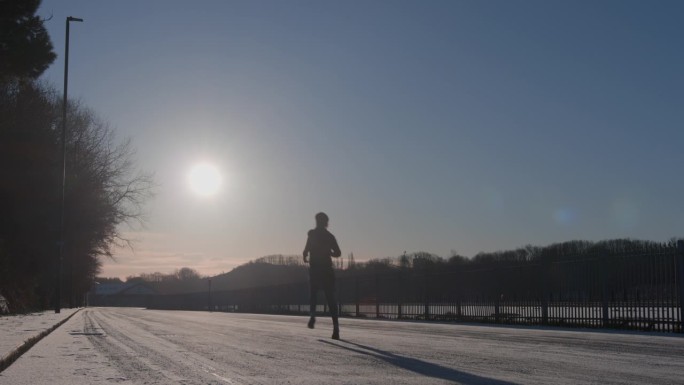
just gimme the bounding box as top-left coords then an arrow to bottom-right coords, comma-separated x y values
188,163 -> 222,196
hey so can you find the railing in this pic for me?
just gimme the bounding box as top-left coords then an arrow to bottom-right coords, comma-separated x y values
148,241 -> 684,333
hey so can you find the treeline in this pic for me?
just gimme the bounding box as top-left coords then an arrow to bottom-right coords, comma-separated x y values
117,257 -> 308,294
98,268 -> 209,295
114,238 -> 681,296
0,2 -> 153,312
354,238 -> 681,274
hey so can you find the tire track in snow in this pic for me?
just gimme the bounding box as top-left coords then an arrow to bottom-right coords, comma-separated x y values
85,309 -> 246,384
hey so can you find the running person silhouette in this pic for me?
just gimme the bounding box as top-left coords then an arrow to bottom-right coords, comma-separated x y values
303,212 -> 341,340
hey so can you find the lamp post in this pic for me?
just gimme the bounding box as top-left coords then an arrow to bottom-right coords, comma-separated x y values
208,278 -> 212,312
85,281 -> 99,308
56,16 -> 83,314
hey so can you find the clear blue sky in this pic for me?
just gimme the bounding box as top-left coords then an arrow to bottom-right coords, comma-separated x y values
38,0 -> 684,278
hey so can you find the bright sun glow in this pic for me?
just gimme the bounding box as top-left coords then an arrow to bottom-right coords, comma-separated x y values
188,163 -> 222,196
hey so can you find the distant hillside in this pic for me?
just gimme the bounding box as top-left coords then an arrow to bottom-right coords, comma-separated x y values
115,238 -> 683,295
210,261 -> 308,292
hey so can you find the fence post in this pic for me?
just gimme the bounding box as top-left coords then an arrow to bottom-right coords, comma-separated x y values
375,269 -> 380,318
601,256 -> 610,328
494,267 -> 501,323
397,271 -> 403,319
424,268 -> 430,320
455,269 -> 462,320
541,259 -> 549,325
337,279 -> 342,318
355,276 -> 360,317
677,240 -> 684,333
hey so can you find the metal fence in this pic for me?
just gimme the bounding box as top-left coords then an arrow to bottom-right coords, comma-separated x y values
148,241 -> 684,333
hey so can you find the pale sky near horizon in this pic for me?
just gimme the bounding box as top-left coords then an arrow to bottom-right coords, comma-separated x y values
37,0 -> 684,279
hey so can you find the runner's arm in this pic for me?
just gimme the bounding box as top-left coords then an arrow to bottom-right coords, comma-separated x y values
330,234 -> 341,258
303,233 -> 312,263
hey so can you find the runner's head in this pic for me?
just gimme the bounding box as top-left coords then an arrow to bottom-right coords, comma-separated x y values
315,212 -> 329,228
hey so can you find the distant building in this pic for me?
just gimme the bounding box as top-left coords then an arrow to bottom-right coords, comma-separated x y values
88,282 -> 158,307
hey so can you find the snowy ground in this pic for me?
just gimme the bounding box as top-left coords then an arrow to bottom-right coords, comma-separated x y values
1,307 -> 683,384
0,309 -> 80,363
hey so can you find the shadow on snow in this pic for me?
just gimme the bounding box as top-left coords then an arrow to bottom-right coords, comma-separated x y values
319,339 -> 519,385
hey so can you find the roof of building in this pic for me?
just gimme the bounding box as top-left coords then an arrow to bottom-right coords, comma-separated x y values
94,283 -> 158,296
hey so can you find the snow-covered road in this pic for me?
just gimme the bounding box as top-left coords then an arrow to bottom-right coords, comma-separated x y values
2,307 -> 683,384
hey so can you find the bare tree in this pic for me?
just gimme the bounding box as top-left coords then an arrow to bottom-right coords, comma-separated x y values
0,80 -> 154,311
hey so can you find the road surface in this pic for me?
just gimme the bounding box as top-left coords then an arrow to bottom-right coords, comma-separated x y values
1,308 -> 683,384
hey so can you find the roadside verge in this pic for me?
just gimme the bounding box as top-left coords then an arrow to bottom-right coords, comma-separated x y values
0,308 -> 81,373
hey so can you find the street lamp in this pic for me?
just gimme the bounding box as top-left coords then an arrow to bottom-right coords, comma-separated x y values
56,16 -> 83,314
208,278 -> 212,312
85,281 -> 100,308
